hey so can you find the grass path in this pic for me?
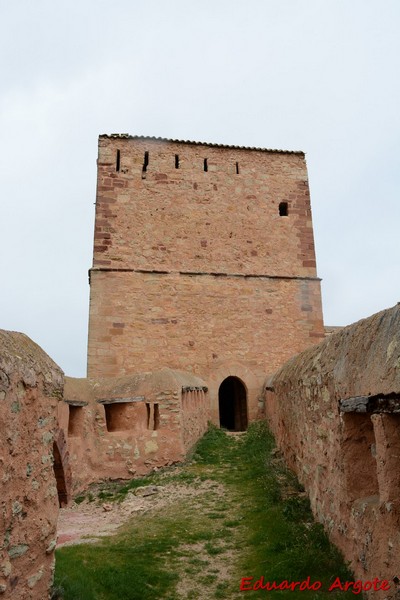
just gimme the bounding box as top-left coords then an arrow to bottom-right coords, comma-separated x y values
53,423 -> 354,599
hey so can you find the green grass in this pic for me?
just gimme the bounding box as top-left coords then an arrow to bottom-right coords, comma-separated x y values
54,423 -> 355,599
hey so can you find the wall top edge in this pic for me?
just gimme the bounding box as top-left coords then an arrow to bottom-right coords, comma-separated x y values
98,134 -> 305,156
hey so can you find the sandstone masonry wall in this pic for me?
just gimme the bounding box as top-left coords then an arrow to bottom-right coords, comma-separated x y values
92,136 -> 317,277
60,369 -> 209,493
88,135 -> 325,423
265,304 -> 400,598
0,330 -> 63,600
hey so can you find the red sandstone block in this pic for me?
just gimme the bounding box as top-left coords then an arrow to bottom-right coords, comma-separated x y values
98,197 -> 117,203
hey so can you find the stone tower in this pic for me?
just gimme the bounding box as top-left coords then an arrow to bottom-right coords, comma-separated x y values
87,135 -> 324,429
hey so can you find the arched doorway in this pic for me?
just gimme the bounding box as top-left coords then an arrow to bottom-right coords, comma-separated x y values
218,376 -> 248,431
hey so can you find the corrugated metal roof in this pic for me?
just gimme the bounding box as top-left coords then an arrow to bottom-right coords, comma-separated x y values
99,133 -> 304,155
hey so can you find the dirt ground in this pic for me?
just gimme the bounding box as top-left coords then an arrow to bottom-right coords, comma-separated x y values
57,478 -> 226,547
56,436 -> 246,599
57,434 -> 245,549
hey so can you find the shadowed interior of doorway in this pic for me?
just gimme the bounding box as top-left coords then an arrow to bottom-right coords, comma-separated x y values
53,442 -> 68,507
218,376 -> 248,431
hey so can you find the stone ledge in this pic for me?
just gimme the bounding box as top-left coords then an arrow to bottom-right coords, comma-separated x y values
340,394 -> 400,414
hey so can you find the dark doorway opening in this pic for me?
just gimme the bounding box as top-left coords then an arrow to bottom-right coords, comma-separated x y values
218,376 -> 248,431
53,442 -> 68,507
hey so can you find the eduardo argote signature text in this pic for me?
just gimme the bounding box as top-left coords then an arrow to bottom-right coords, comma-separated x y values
240,575 -> 391,594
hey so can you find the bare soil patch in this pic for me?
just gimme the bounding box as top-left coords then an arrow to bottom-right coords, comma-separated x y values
57,478 -> 225,547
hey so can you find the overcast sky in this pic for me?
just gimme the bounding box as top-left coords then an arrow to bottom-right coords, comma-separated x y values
1,0 -> 399,377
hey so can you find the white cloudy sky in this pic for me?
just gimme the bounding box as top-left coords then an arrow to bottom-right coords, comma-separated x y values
1,0 -> 399,377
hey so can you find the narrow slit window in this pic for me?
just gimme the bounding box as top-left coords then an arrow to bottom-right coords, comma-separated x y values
116,149 -> 121,172
236,162 -> 239,175
279,202 -> 288,216
145,403 -> 159,430
154,403 -> 160,430
175,154 -> 179,169
204,158 -> 208,172
142,151 -> 149,174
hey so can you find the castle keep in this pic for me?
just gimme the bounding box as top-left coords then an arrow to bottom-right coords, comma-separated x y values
87,135 -> 325,428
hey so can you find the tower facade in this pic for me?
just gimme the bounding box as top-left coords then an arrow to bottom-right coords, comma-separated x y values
87,135 -> 324,426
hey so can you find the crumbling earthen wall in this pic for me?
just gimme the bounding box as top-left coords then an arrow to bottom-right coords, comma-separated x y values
265,304 -> 400,598
181,386 -> 209,452
87,135 -> 325,425
0,330 -> 63,599
59,369 -> 209,493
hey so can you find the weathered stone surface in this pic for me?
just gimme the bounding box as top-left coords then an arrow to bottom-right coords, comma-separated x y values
265,304 -> 400,598
0,329 -> 63,600
340,394 -> 400,413
340,396 -> 370,412
87,136 -> 324,423
59,368 -> 209,493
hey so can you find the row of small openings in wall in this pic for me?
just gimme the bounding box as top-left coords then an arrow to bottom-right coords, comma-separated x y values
115,149 -> 150,176
115,150 -> 241,176
202,158 -> 237,174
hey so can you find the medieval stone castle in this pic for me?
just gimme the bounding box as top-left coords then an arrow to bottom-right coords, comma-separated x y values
88,134 -> 324,423
1,135 -> 399,598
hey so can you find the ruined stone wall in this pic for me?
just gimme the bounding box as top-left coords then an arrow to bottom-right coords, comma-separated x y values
0,330 -> 63,599
181,387 -> 209,452
265,304 -> 400,598
88,135 -> 325,422
60,370 -> 209,493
